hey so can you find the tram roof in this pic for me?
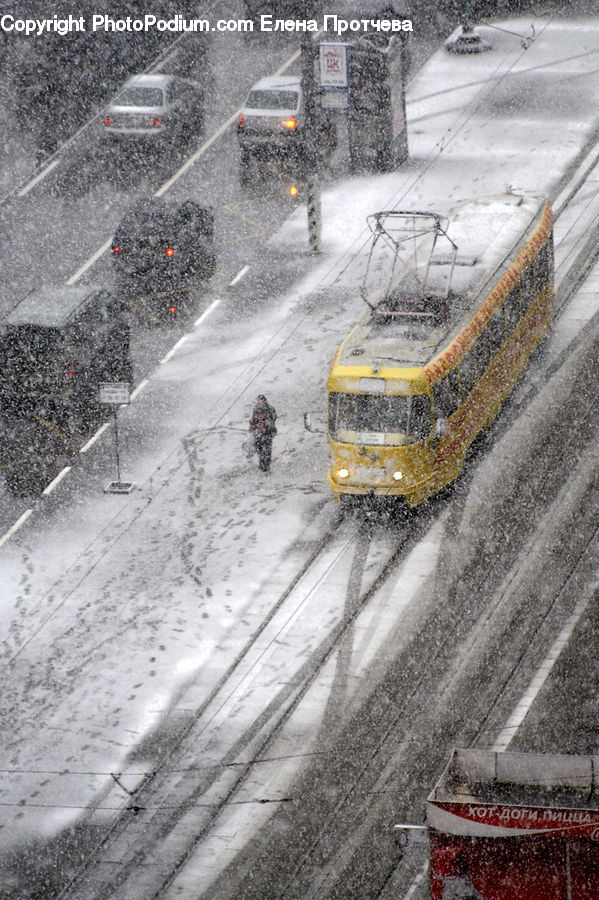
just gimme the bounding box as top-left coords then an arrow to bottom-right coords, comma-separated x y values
335,193 -> 549,374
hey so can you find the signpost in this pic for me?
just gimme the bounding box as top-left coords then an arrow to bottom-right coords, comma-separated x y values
319,42 -> 349,110
100,382 -> 135,494
301,18 -> 321,255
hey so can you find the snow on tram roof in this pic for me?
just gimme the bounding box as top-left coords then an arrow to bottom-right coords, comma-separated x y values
336,193 -> 549,372
445,193 -> 543,265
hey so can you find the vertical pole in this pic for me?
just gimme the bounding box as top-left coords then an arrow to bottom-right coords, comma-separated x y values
301,2 -> 321,254
306,174 -> 321,255
462,0 -> 473,32
113,407 -> 122,484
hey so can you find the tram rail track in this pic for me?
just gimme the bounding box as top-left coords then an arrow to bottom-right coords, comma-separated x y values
58,505 -> 429,898
213,358 -> 599,900
63,307 -> 599,898
270,234 -> 599,898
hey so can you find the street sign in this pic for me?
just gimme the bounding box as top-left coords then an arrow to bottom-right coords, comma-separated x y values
100,382 -> 130,405
319,43 -> 349,87
99,382 -> 134,493
319,42 -> 349,110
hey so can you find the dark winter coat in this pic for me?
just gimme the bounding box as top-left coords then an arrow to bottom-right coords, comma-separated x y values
249,401 -> 277,438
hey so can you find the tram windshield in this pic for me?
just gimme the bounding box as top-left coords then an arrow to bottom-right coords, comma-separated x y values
329,392 -> 431,444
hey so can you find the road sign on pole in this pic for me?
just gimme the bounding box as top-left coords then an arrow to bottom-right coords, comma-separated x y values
100,383 -> 135,494
319,42 -> 349,109
100,382 -> 130,405
301,17 -> 321,254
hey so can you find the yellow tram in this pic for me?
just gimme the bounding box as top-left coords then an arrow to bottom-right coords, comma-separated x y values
327,193 -> 554,507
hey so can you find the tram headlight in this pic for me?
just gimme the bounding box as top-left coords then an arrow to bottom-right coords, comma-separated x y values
393,470 -> 403,481
337,468 -> 349,480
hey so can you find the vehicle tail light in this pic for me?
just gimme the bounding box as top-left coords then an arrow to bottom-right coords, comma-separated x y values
65,367 -> 76,377
103,115 -> 114,126
149,117 -> 163,126
164,247 -> 175,257
238,113 -> 244,131
282,116 -> 297,130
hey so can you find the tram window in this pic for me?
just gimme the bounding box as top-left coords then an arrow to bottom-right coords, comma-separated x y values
521,266 -> 535,310
434,374 -> 459,418
328,392 -> 430,444
520,266 -> 541,312
475,327 -> 490,374
460,347 -> 477,397
505,287 -> 520,335
535,246 -> 549,292
448,367 -> 460,406
489,307 -> 504,354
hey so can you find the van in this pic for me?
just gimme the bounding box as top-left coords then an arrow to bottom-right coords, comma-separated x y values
0,285 -> 131,492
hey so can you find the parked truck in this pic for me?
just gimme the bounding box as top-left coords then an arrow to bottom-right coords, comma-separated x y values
0,285 -> 131,494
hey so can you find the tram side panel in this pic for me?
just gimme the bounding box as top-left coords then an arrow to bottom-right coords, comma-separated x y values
429,230 -> 554,503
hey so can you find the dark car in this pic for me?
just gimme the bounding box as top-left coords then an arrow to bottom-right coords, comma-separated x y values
112,198 -> 215,293
0,285 -> 131,493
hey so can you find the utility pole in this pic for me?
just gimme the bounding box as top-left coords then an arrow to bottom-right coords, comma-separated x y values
301,0 -> 321,254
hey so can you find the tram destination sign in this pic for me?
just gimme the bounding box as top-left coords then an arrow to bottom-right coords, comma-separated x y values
100,382 -> 130,405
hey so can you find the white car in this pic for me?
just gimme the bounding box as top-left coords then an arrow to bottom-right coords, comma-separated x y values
237,74 -> 336,176
102,73 -> 203,152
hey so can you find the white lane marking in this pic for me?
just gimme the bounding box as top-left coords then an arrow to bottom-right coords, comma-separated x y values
0,508 -> 33,549
17,158 -> 61,197
275,48 -> 300,74
42,466 -> 72,496
194,297 -> 221,327
130,378 -> 149,401
492,591 -> 593,752
154,109 -> 245,197
80,422 -> 111,454
151,46 -> 180,71
160,333 -> 189,364
229,265 -> 249,286
67,237 -> 112,285
154,297 -> 220,366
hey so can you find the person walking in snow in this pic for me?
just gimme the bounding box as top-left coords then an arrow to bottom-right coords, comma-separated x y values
249,395 -> 277,473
